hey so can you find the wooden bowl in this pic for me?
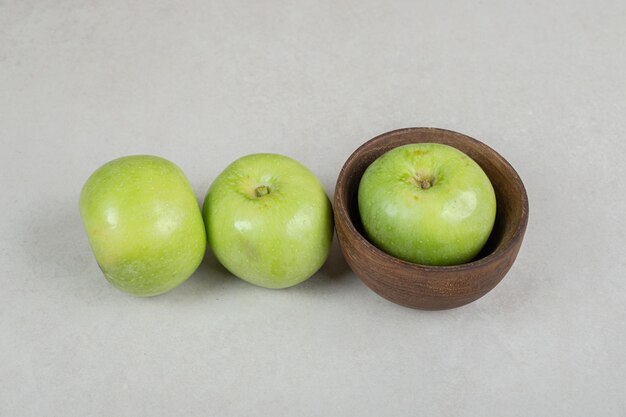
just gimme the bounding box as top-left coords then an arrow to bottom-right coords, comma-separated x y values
334,127 -> 529,310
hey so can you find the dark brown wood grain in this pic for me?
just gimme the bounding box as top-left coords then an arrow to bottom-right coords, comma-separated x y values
334,127 -> 529,310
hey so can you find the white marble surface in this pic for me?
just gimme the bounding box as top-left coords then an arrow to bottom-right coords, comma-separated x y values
1,1 -> 625,416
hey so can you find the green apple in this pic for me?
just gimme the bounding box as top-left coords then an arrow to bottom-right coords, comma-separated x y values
79,155 -> 206,296
203,154 -> 333,289
358,143 -> 496,266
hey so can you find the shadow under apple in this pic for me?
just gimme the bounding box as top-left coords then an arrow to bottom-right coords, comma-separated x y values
168,248 -> 249,301
25,199 -> 354,303
284,235 -> 355,295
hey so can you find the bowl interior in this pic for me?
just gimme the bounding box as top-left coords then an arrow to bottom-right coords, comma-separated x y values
339,127 -> 528,267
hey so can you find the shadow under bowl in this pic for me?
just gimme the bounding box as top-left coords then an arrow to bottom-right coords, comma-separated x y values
334,127 -> 529,310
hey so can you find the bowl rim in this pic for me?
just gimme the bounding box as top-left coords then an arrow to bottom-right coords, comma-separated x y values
334,126 -> 529,273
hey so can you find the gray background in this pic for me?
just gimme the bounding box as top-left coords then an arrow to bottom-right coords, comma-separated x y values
1,1 -> 625,416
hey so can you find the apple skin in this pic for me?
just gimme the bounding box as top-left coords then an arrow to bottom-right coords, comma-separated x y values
358,143 -> 496,266
79,155 -> 206,296
203,154 -> 333,289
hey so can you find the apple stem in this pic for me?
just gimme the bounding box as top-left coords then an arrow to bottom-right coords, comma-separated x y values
413,176 -> 433,189
255,185 -> 270,197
